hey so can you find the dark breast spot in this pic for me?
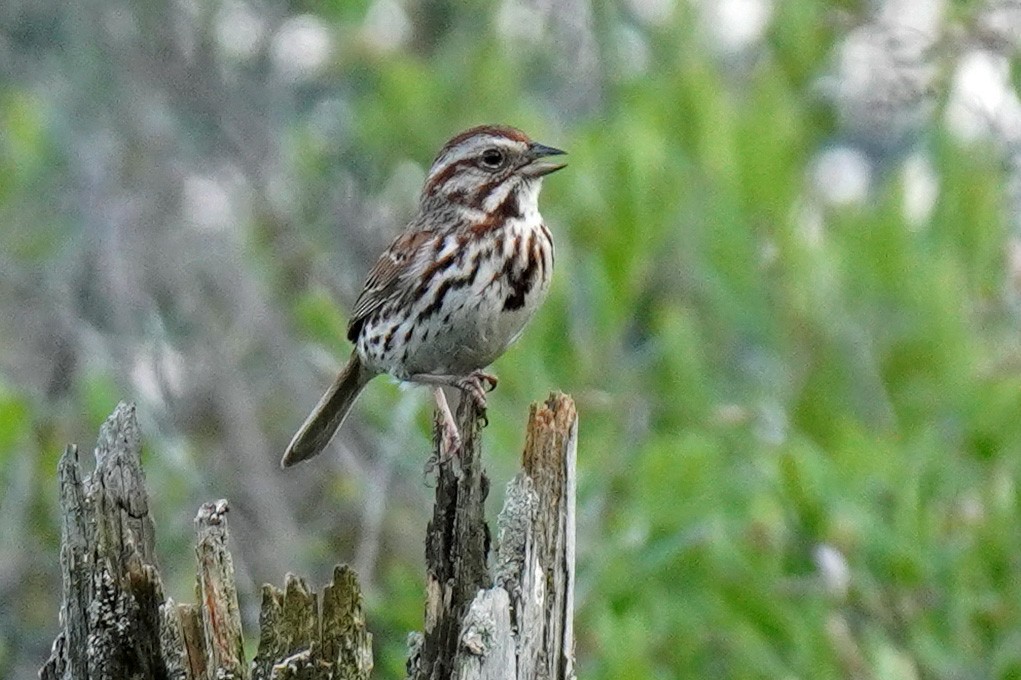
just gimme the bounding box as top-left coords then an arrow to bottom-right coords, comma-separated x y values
382,328 -> 396,353
413,248 -> 461,301
503,231 -> 540,311
420,283 -> 449,321
414,255 -> 482,325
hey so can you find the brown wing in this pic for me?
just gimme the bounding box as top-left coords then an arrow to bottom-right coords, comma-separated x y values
347,229 -> 434,342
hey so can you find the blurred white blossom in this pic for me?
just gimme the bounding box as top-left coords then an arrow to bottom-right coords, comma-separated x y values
813,146 -> 872,206
182,173 -> 237,232
497,0 -> 548,44
878,0 -> 943,37
216,0 -> 267,62
695,0 -> 773,55
362,0 -> 412,52
131,344 -> 186,407
977,0 -> 1021,50
814,544 -> 851,598
946,49 -> 1021,143
901,152 -> 938,227
272,14 -> 333,81
827,10 -> 939,151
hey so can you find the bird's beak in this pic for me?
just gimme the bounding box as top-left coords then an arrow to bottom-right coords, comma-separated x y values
522,142 -> 567,177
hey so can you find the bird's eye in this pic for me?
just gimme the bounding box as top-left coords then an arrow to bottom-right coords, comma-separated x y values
481,148 -> 505,169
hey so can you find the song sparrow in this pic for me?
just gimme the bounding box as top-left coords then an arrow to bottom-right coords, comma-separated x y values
282,125 -> 565,467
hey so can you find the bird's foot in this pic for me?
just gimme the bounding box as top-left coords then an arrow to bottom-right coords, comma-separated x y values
455,371 -> 498,425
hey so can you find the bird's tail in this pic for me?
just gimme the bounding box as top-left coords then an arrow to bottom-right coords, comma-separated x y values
281,354 -> 373,468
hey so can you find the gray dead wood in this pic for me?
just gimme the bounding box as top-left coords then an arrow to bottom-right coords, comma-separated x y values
40,394 -> 576,680
416,396 -> 493,680
513,393 -> 577,680
40,402 -> 165,680
411,392 -> 578,680
40,402 -> 372,680
195,499 -> 247,678
452,589 -> 514,680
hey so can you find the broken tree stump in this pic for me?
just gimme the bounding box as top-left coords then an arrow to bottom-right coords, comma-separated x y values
39,403 -> 372,680
40,393 -> 578,680
410,392 -> 578,680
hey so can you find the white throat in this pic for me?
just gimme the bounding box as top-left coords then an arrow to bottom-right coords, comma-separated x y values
482,179 -> 542,222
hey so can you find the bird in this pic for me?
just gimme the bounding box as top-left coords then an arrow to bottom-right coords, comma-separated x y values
281,125 -> 565,467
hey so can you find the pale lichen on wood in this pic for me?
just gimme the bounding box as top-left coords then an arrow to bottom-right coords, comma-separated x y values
454,589 -> 515,680
250,566 -> 372,680
321,565 -> 373,677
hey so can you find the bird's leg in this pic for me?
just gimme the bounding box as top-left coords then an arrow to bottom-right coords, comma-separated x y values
412,370 -> 499,424
432,386 -> 461,457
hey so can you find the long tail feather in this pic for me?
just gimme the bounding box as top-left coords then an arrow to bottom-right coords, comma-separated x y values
281,354 -> 373,468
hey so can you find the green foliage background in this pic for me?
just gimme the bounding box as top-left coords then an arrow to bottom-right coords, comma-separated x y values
3,1 -> 1021,678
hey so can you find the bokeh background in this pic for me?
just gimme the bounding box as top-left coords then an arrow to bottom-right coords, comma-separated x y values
5,0 -> 1021,677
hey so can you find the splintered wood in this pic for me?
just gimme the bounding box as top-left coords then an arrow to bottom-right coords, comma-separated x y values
412,392 -> 578,680
41,403 -> 165,680
252,566 -> 372,680
40,402 -> 371,680
40,394 -> 576,680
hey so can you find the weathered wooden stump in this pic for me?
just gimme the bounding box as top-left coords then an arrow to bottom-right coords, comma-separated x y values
40,394 -> 577,680
410,393 -> 577,680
